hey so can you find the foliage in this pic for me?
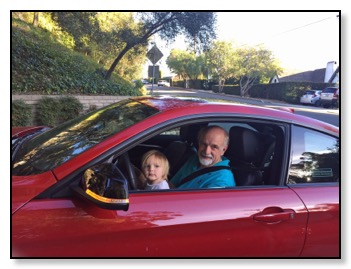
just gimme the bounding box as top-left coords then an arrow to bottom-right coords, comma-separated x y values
12,100 -> 32,126
49,12 -> 147,80
11,18 -> 142,96
58,96 -> 84,122
12,12 -> 76,49
236,46 -> 283,97
220,82 -> 335,104
133,80 -> 145,89
104,12 -> 217,79
205,41 -> 239,92
36,97 -> 60,126
12,12 -> 216,82
50,12 -> 100,52
36,96 -> 83,126
167,49 -> 205,80
173,12 -> 217,53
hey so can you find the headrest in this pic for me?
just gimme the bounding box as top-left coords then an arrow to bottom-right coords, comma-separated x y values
180,123 -> 207,146
226,126 -> 264,163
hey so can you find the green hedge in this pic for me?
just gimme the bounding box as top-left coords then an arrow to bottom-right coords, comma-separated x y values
212,82 -> 336,104
12,99 -> 32,127
36,96 -> 83,126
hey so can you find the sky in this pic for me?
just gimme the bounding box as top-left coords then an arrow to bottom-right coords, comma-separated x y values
152,11 -> 340,77
3,1 -> 349,268
216,11 -> 339,72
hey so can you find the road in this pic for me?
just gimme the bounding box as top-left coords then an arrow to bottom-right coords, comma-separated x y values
147,85 -> 339,127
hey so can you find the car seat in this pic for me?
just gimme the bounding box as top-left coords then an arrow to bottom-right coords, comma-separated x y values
224,126 -> 266,186
163,123 -> 207,178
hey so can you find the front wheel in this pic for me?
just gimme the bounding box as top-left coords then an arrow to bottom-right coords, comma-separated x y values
314,100 -> 321,107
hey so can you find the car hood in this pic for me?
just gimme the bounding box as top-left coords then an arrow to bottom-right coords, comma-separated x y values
12,126 -> 49,137
12,171 -> 57,214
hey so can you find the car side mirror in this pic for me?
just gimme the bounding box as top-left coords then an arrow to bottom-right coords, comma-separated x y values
72,163 -> 129,211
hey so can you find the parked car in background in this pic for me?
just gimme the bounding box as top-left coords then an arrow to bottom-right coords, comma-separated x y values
12,97 -> 339,258
300,90 -> 322,106
158,80 -> 170,87
320,87 -> 339,108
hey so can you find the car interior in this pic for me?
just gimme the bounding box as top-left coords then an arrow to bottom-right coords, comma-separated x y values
120,120 -> 286,190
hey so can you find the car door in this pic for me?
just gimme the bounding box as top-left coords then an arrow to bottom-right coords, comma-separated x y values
121,188 -> 308,257
12,185 -> 308,258
286,125 -> 340,257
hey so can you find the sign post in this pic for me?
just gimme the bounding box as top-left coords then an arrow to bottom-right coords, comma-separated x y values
146,45 -> 163,95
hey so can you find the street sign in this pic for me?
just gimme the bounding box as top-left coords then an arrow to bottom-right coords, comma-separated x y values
148,65 -> 159,78
147,45 -> 163,65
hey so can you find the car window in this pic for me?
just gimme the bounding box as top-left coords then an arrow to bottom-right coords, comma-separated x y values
208,122 -> 255,133
161,127 -> 180,136
288,125 -> 339,184
127,120 -> 285,191
12,99 -> 159,176
322,88 -> 337,93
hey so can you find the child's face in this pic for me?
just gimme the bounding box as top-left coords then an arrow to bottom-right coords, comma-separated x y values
142,155 -> 165,184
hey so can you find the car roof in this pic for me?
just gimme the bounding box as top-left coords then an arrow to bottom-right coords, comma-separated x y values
131,96 -> 338,135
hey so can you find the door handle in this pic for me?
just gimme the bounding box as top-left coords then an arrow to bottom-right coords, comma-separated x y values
253,207 -> 295,224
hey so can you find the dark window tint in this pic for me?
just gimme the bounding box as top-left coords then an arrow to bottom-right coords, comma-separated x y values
323,88 -> 337,93
288,125 -> 339,184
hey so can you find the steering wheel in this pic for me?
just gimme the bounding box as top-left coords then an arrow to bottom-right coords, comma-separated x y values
121,152 -> 138,190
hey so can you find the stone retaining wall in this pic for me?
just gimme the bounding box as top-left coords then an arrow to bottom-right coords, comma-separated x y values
12,95 -> 130,125
12,94 -> 130,112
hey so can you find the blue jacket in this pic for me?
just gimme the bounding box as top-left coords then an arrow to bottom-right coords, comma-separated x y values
171,154 -> 235,189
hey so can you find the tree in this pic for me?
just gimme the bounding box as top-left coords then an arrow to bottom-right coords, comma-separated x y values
104,12 -> 217,80
50,12 -> 147,80
205,41 -> 238,92
166,49 -> 204,80
33,12 -> 39,27
236,46 -> 283,97
94,12 -> 147,80
50,12 -> 100,53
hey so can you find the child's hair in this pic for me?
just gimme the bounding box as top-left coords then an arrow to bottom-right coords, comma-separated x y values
141,150 -> 170,180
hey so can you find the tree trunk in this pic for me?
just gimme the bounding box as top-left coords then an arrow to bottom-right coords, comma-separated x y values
33,12 -> 39,27
104,45 -> 131,80
240,76 -> 255,97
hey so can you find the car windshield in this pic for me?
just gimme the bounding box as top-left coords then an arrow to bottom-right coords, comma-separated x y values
12,99 -> 158,176
305,91 -> 315,95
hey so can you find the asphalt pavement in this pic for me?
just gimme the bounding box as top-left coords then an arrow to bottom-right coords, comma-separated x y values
148,85 -> 339,116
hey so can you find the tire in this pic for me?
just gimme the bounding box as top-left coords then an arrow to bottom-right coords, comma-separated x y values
314,100 -> 321,107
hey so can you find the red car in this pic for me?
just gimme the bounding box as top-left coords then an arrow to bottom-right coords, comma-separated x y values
12,96 -> 340,258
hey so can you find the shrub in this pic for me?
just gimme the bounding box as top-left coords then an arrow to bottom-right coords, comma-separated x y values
12,99 -> 32,126
58,96 -> 83,122
36,96 -> 83,126
36,97 -> 60,126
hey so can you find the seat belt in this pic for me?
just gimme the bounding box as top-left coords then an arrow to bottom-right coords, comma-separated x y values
178,166 -> 231,187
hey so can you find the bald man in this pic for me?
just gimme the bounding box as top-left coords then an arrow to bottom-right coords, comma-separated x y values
171,126 -> 235,189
